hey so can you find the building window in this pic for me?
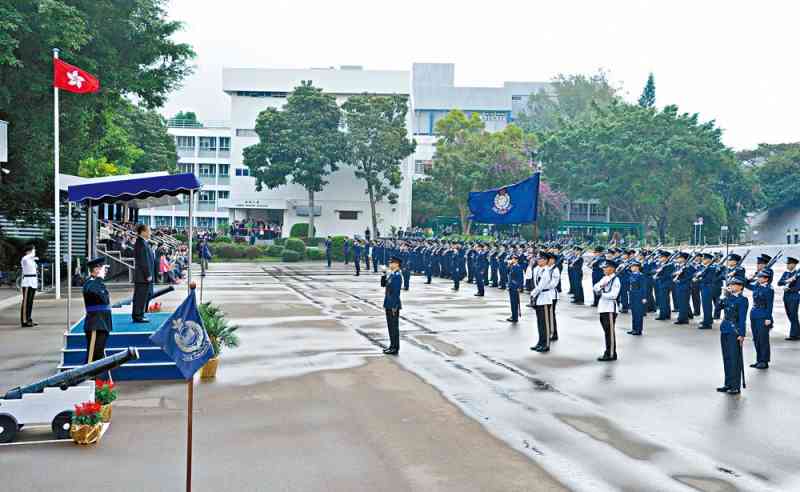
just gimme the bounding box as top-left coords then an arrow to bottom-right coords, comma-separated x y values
198,190 -> 216,202
175,136 -> 195,150
175,216 -> 188,228
154,216 -> 172,227
138,215 -> 151,226
235,168 -> 250,177
339,211 -> 358,220
219,137 -> 231,151
218,164 -> 229,177
195,217 -> 215,228
414,160 -> 433,175
198,136 -> 216,151
177,163 -> 194,174
218,190 -> 230,200
235,91 -> 287,98
236,129 -> 258,137
198,164 -> 216,177
414,110 -> 431,135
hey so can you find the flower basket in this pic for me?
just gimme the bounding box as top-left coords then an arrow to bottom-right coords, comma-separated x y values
99,404 -> 113,423
70,423 -> 103,445
200,357 -> 219,379
71,402 -> 103,445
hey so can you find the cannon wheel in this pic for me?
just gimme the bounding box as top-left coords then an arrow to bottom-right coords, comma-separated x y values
51,411 -> 73,440
0,415 -> 19,443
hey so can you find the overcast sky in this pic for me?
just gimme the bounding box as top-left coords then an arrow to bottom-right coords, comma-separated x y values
161,0 -> 799,150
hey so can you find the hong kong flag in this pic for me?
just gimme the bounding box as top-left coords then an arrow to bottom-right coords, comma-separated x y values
53,58 -> 100,94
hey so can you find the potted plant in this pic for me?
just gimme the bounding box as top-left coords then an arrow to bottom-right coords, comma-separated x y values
70,402 -> 103,445
95,379 -> 117,422
198,302 -> 240,379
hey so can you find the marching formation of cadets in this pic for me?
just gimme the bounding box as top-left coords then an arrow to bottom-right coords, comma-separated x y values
325,237 -> 800,395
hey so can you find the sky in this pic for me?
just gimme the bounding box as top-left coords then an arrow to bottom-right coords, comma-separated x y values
161,0 -> 799,150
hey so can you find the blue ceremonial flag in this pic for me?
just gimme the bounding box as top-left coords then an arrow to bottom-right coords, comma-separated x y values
149,289 -> 213,380
468,173 -> 540,224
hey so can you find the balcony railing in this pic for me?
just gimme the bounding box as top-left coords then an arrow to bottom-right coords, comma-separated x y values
167,119 -> 231,129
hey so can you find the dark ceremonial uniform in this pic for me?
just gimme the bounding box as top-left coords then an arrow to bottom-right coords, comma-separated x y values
712,263 -> 725,319
475,249 -> 488,296
569,254 -> 585,304
644,257 -> 657,313
83,259 -> 113,378
673,258 -> 693,324
373,242 -> 382,273
498,249 -> 508,289
353,243 -> 362,276
745,277 -> 774,368
507,261 -> 523,322
719,290 -> 748,393
628,269 -> 647,335
133,235 -> 154,322
654,259 -> 674,320
777,262 -> 800,339
324,239 -> 332,267
690,258 -> 702,316
343,239 -> 350,264
719,262 -> 746,316
401,249 -> 411,290
490,249 -> 499,287
424,246 -> 433,284
618,257 -> 631,313
381,267 -> 403,354
467,249 -> 475,283
591,255 -> 604,307
696,259 -> 717,329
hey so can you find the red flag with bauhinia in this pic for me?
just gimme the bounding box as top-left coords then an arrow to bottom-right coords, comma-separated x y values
53,58 -> 100,94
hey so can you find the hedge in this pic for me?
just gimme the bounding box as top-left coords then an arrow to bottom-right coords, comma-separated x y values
212,236 -> 233,244
305,247 -> 324,260
282,250 -> 301,262
284,238 -> 306,256
290,223 -> 315,238
328,235 -> 347,261
212,244 -> 246,259
244,246 -> 262,259
266,245 -> 284,257
304,237 -> 323,247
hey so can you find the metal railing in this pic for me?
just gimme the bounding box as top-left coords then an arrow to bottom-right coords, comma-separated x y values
167,119 -> 231,129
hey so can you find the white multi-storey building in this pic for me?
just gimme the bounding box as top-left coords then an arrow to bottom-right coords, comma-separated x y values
222,66 -> 413,237
144,63 -> 551,236
139,120 -> 233,230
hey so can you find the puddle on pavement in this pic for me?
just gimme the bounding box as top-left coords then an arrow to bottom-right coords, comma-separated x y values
555,413 -> 665,460
414,335 -> 464,357
672,475 -> 740,492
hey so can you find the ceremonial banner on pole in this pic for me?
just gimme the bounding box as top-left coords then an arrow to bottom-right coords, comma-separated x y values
467,173 -> 540,224
149,285 -> 212,492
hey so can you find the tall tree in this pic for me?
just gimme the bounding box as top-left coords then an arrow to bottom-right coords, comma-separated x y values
243,82 -> 346,236
750,144 -> 800,210
515,70 -> 620,135
638,73 -> 656,108
428,111 -> 538,234
0,0 -> 194,219
539,102 -> 738,243
78,156 -> 129,178
342,94 -> 416,236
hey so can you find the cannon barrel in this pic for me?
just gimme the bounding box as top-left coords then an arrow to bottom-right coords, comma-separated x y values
112,285 -> 174,308
2,347 -> 139,400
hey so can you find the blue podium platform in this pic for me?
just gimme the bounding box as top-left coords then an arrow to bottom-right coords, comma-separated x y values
60,312 -> 183,380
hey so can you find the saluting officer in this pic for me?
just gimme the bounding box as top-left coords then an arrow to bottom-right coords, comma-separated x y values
746,270 -> 774,369
718,277 -> 748,395
778,256 -> 800,340
381,256 -> 403,355
19,244 -> 39,327
84,257 -> 113,378
593,260 -> 620,361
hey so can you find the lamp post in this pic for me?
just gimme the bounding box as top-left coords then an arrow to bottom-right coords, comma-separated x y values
721,225 -> 729,255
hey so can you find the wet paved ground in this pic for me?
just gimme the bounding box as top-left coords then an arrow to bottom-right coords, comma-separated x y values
1,261 -> 799,491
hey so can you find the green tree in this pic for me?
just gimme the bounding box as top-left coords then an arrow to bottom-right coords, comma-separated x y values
515,70 -> 620,134
243,82 -> 346,236
429,111 -> 538,234
411,178 -> 459,227
0,0 -> 194,219
342,94 -> 416,236
539,102 -> 739,243
638,73 -> 656,108
78,156 -> 129,178
172,110 -> 200,126
751,144 -> 800,209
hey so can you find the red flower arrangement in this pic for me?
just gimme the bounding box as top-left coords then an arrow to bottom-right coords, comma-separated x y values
72,401 -> 102,426
95,379 -> 118,405
148,302 -> 162,313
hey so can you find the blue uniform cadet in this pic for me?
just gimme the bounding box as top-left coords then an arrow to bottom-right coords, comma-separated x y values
507,256 -> 524,323
381,257 -> 404,355
626,261 -> 647,335
353,241 -> 362,276
694,253 -> 717,329
746,271 -> 774,369
590,248 -> 604,307
83,257 -> 113,379
475,246 -> 489,296
324,237 -> 332,267
718,278 -> 748,394
778,256 -> 800,340
654,252 -> 674,320
400,247 -> 411,290
569,249 -> 585,304
672,252 -> 693,324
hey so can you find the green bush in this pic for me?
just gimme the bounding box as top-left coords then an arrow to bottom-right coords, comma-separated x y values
244,246 -> 262,259
329,235 -> 347,261
290,223 -> 315,238
304,237 -> 323,247
282,250 -> 301,262
212,244 -> 246,259
175,233 -> 188,242
284,238 -> 306,256
266,245 -> 284,257
305,247 -> 324,260
274,238 -> 286,246
212,236 -> 233,244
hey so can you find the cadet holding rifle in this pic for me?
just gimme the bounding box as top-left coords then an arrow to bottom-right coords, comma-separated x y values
718,278 -> 748,395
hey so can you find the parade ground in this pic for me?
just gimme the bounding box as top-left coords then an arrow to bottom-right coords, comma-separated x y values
1,262 -> 799,492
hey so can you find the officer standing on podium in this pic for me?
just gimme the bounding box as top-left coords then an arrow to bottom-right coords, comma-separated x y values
381,256 -> 403,355
132,224 -> 154,323
84,257 -> 113,378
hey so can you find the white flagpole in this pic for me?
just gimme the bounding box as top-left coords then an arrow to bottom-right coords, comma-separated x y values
53,48 -> 61,299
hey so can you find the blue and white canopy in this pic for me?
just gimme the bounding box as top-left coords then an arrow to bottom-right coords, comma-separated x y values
67,172 -> 201,208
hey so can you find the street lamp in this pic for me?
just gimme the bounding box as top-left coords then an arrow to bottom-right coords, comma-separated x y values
721,225 -> 729,255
